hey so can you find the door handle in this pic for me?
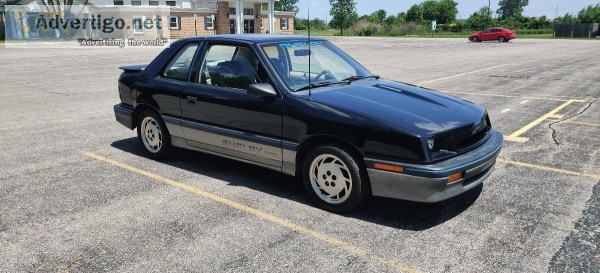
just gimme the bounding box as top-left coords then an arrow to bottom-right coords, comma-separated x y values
186,96 -> 198,103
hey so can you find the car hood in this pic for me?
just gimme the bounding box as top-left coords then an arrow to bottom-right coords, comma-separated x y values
307,79 -> 486,137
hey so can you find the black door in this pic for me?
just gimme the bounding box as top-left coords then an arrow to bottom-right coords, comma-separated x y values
229,19 -> 236,34
244,19 -> 254,34
137,42 -> 201,140
180,42 -> 284,168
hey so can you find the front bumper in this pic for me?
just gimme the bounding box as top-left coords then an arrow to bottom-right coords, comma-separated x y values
114,103 -> 135,130
366,130 -> 503,203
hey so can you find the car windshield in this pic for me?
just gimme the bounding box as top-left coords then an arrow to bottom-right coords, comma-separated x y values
261,40 -> 373,91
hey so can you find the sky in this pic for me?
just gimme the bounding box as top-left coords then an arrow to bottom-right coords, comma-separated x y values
297,0 -> 600,21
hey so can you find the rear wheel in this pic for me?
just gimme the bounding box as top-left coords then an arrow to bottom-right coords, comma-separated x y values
472,37 -> 479,42
498,36 -> 506,42
136,110 -> 172,159
302,144 -> 369,213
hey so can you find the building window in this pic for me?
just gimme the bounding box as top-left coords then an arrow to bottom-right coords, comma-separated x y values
280,19 -> 288,30
113,0 -> 124,5
229,19 -> 236,34
205,16 -> 214,30
131,0 -> 141,6
169,16 -> 180,30
166,1 -> 176,6
149,1 -> 159,6
243,19 -> 254,34
229,8 -> 236,15
243,8 -> 253,15
132,16 -> 144,34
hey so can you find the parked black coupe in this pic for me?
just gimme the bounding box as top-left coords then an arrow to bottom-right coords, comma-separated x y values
114,35 -> 503,212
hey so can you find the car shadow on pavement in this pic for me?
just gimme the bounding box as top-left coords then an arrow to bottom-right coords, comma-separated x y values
111,138 -> 481,231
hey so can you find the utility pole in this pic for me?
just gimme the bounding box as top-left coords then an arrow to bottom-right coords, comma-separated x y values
488,0 -> 491,27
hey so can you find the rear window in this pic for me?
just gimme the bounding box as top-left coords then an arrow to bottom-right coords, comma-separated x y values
163,44 -> 199,81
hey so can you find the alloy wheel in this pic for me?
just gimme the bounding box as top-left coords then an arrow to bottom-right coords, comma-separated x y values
141,116 -> 163,153
309,154 -> 353,204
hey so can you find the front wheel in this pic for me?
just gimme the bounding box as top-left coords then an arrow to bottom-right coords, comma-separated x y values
471,37 -> 479,42
302,144 -> 369,213
136,110 -> 172,159
498,36 -> 506,42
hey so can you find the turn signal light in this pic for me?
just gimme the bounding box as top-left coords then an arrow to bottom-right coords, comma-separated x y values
374,163 -> 404,173
448,172 -> 464,184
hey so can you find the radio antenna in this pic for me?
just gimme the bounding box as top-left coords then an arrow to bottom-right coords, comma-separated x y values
308,0 -> 312,101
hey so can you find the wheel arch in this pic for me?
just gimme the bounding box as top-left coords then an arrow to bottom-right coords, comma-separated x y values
132,103 -> 160,130
295,134 -> 365,177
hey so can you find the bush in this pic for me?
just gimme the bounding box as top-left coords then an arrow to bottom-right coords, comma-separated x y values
350,20 -> 384,36
514,28 -> 553,35
387,22 -> 429,36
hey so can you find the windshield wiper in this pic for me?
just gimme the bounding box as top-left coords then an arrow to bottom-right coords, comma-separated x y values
295,81 -> 340,92
341,75 -> 380,83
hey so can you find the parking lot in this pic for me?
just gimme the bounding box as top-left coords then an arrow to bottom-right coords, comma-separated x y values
1,37 -> 598,272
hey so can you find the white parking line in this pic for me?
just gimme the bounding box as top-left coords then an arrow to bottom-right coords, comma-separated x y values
520,100 -> 529,104
501,109 -> 511,113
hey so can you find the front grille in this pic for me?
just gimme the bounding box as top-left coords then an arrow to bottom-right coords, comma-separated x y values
455,124 -> 490,151
430,114 -> 491,160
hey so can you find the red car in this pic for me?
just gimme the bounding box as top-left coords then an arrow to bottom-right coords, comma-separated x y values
469,27 -> 516,42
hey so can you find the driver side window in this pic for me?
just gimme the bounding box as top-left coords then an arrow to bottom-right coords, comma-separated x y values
198,44 -> 265,91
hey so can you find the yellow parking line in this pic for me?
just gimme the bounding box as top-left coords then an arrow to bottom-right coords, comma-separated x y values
416,64 -> 509,85
82,152 -> 426,273
504,99 -> 582,142
497,159 -> 600,180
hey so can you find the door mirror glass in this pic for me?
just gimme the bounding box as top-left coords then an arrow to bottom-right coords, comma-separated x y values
248,83 -> 277,97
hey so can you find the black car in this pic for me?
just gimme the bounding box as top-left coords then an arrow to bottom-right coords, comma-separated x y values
114,35 -> 503,212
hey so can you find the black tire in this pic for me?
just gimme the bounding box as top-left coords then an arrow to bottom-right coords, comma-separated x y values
136,110 -> 172,159
302,144 -> 370,213
472,37 -> 479,42
498,36 -> 506,42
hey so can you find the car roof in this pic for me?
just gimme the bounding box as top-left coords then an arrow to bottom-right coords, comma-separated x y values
179,34 -> 324,44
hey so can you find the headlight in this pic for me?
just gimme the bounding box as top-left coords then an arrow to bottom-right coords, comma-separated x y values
427,138 -> 435,150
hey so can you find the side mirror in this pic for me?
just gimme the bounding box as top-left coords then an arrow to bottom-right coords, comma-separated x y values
248,83 -> 277,97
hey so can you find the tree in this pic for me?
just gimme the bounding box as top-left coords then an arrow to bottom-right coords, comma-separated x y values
374,9 -> 387,23
577,4 -> 600,23
466,6 -> 494,30
275,0 -> 299,13
496,0 -> 529,20
555,13 -> 578,24
405,0 -> 457,24
406,4 -> 422,22
366,9 -> 386,24
421,0 -> 440,22
329,0 -> 358,36
436,0 -> 458,24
